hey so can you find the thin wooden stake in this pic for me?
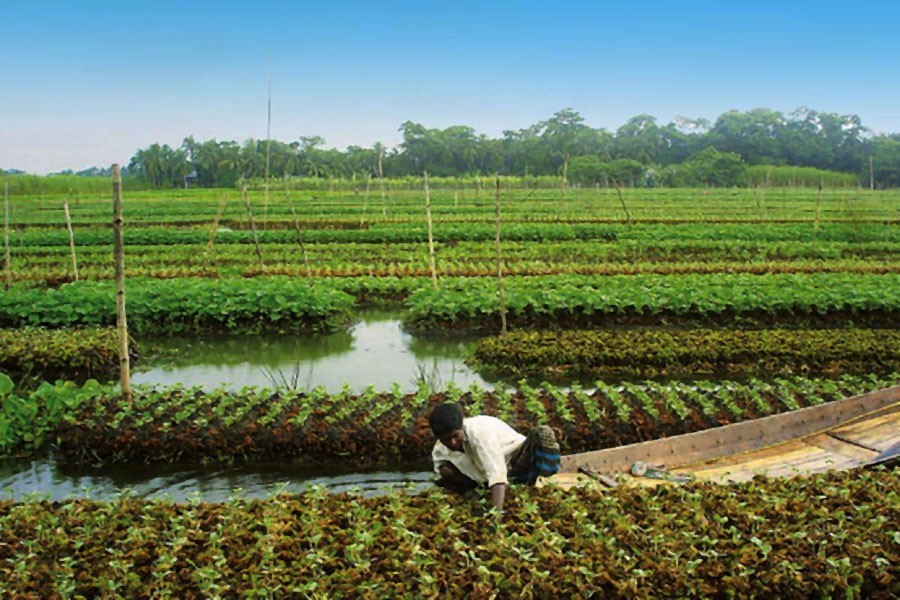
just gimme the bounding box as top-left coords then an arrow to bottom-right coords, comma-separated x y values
494,176 -> 507,337
3,182 -> 10,289
814,182 -> 822,232
263,75 -> 272,229
64,199 -> 79,281
203,194 -> 228,267
378,144 -> 387,219
112,165 -> 132,402
424,172 -> 438,289
285,178 -> 312,277
869,155 -> 875,190
613,181 -> 633,225
242,182 -> 265,270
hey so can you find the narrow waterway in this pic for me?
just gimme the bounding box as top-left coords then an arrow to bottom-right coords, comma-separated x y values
2,311 -> 489,500
0,455 -> 434,502
132,310 -> 492,393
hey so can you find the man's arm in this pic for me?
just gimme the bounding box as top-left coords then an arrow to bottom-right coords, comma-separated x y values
489,483 -> 507,513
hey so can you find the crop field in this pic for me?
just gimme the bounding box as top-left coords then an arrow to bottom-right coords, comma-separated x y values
0,182 -> 898,595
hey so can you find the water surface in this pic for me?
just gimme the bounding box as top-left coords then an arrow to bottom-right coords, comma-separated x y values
0,455 -> 433,502
133,310 -> 492,393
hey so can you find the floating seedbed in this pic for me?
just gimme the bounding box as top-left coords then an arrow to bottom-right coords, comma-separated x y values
49,375 -> 899,466
471,327 -> 900,383
0,471 -> 896,597
0,327 -> 133,383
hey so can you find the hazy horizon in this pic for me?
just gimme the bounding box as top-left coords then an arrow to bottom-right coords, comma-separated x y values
3,0 -> 899,174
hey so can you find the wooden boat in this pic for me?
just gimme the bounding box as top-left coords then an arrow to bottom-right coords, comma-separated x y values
542,385 -> 900,489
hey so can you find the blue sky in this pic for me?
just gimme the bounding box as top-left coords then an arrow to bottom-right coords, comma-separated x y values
3,0 -> 899,173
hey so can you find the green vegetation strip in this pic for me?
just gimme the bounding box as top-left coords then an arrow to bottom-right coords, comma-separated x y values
8,238 -> 899,284
50,375 -> 899,465
472,328 -> 900,382
0,279 -> 355,333
7,222 -> 898,248
405,273 -> 900,331
3,273 -> 898,331
0,471 -> 897,597
0,374 -> 106,456
0,328 -> 126,382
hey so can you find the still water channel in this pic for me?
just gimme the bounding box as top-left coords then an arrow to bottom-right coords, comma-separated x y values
2,311 -> 492,501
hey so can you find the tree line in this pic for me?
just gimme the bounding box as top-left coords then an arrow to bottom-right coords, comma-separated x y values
11,106 -> 900,188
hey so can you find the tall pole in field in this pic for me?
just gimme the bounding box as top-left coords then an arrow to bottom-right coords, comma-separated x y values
64,199 -> 79,281
3,182 -> 10,289
263,74 -> 272,229
286,177 -> 311,277
424,172 -> 438,289
112,165 -> 132,402
377,143 -> 387,219
494,176 -> 508,337
242,182 -> 265,270
613,181 -> 633,225
869,156 -> 875,190
203,194 -> 228,268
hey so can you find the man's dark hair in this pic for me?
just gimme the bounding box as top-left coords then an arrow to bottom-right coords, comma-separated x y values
429,403 -> 463,437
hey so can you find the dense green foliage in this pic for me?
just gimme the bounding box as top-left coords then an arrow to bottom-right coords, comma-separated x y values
472,328 -> 900,382
0,279 -> 355,333
52,375 -> 897,465
0,328 -> 126,382
404,273 -> 900,332
0,374 -> 108,456
113,107 -> 900,188
0,172 -> 148,195
0,471 -> 896,597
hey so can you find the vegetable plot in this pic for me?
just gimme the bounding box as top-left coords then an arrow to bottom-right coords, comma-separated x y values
50,375 -> 899,465
472,328 -> 900,383
0,327 -> 129,382
0,471 -> 895,597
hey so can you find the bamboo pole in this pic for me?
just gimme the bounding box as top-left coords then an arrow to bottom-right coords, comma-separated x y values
242,182 -> 265,270
285,177 -> 311,277
3,182 -> 10,289
112,165 -> 132,402
814,182 -> 822,232
378,144 -> 387,219
424,172 -> 438,289
64,199 -> 79,281
494,176 -> 507,337
203,194 -> 228,267
869,156 -> 875,190
263,75 -> 272,229
613,181 -> 633,225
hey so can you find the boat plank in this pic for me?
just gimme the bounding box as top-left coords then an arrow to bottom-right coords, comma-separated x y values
828,412 -> 900,453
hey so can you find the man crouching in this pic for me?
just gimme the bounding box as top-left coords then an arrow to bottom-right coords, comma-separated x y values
429,403 -> 561,514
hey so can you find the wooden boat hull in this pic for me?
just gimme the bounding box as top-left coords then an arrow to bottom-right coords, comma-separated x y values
542,385 -> 900,489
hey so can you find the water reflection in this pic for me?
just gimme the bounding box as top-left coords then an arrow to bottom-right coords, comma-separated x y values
133,311 -> 492,393
0,455 -> 434,502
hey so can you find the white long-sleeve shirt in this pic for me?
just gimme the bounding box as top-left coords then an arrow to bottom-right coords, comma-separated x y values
432,415 -> 526,487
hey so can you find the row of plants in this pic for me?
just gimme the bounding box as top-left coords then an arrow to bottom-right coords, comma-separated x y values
16,239 -> 900,263
5,222 -> 898,248
2,273 -> 897,331
0,471 -> 896,597
0,278 -> 356,333
8,258 -> 897,287
404,273 -> 900,332
471,328 -> 900,383
0,327 -> 129,382
51,374 -> 899,465
12,185 -> 895,219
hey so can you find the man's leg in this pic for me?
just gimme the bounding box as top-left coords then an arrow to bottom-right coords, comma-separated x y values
435,463 -> 479,496
509,425 -> 561,485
